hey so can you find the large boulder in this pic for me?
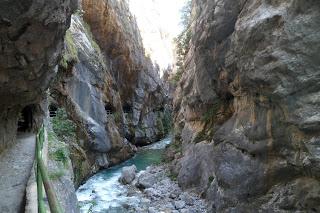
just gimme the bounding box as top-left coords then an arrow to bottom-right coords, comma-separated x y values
119,165 -> 137,185
136,171 -> 159,189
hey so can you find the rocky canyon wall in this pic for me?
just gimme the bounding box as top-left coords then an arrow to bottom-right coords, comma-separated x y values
0,0 -> 168,210
0,0 -> 77,150
172,0 -> 320,212
0,0 -> 77,212
81,0 -> 168,145
51,0 -> 168,183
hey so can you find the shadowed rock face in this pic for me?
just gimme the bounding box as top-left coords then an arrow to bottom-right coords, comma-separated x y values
173,0 -> 320,211
51,15 -> 136,177
51,0 -> 168,182
0,0 -> 77,151
80,0 -> 167,145
82,0 -> 145,101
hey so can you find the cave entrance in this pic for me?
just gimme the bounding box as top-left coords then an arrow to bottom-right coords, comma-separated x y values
17,105 -> 33,132
49,104 -> 58,117
123,104 -> 133,114
105,103 -> 115,115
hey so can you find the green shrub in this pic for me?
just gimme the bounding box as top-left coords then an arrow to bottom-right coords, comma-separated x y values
170,139 -> 182,154
60,30 -> 79,68
50,147 -> 69,166
201,100 -> 222,124
113,111 -> 122,124
170,69 -> 184,85
192,100 -> 223,143
47,131 -> 56,144
209,176 -> 214,183
208,176 -> 214,187
162,110 -> 173,134
51,108 -> 76,139
168,172 -> 178,181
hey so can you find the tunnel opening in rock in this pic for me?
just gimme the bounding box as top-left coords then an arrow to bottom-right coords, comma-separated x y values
123,104 -> 133,114
49,104 -> 58,117
105,103 -> 115,115
17,105 -> 34,132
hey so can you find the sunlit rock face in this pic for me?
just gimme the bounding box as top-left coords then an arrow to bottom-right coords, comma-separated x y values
0,0 -> 77,151
173,0 -> 320,211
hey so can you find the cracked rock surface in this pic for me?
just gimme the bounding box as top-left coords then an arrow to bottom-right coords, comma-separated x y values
172,0 -> 320,211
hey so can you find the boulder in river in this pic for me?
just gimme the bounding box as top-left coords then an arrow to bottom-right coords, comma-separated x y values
136,171 -> 158,189
119,165 -> 137,185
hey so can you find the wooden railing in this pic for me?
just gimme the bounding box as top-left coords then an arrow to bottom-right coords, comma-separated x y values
36,126 -> 63,213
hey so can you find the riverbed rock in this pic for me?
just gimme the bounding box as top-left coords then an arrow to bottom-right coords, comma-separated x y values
123,165 -> 207,212
136,171 -> 157,189
148,207 -> 157,213
173,0 -> 320,212
119,165 -> 137,185
144,187 -> 161,200
180,192 -> 194,206
174,200 -> 186,210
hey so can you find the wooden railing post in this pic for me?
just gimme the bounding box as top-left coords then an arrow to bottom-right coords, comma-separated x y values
37,157 -> 63,213
36,125 -> 63,213
36,132 -> 46,213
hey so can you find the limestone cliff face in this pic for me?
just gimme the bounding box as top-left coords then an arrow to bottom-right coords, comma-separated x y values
51,14 -> 131,183
172,0 -> 320,212
51,0 -> 167,183
82,0 -> 167,145
0,0 -> 77,150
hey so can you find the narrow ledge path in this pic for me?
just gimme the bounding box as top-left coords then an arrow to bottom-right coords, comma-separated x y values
0,133 -> 36,213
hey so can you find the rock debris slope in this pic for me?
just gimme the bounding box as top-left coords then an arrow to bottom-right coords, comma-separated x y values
172,0 -> 320,212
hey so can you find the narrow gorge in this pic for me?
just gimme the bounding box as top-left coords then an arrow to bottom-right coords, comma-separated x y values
0,0 -> 319,213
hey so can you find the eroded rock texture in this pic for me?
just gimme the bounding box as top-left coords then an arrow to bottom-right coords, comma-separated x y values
51,0 -> 168,183
0,0 -> 77,150
51,13 -> 139,180
82,0 -> 167,145
173,0 -> 320,211
0,0 -> 77,211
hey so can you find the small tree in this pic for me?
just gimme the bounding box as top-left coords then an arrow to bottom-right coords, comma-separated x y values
173,0 -> 192,83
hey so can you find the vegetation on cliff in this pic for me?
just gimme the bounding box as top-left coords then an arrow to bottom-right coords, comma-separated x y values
51,108 -> 77,140
60,30 -> 79,69
172,0 -> 192,84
